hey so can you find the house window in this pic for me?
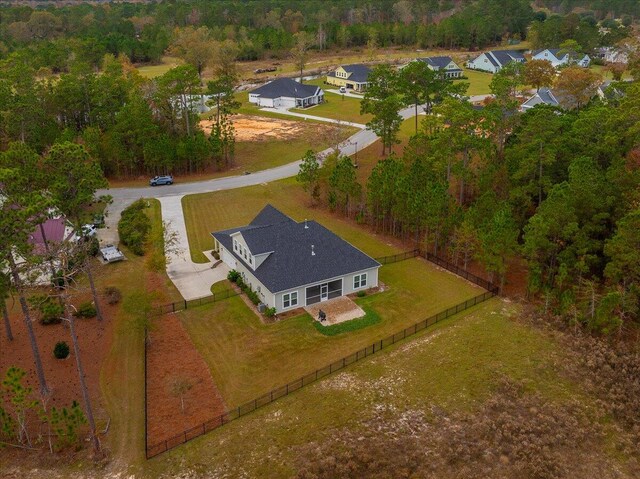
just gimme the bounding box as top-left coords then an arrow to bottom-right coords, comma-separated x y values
354,273 -> 367,289
233,240 -> 238,252
283,291 -> 298,309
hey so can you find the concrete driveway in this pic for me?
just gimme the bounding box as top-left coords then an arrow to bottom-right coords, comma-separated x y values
158,196 -> 230,300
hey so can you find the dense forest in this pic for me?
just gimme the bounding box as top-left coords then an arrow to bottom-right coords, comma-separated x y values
298,62 -> 640,334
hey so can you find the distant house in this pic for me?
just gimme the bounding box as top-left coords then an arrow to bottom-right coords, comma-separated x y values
520,87 -> 561,111
410,56 -> 463,78
248,78 -> 324,109
466,50 -> 526,73
604,48 -> 629,64
326,64 -> 372,92
531,49 -> 591,68
212,205 -> 380,313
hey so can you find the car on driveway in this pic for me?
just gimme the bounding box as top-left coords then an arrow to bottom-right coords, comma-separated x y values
150,175 -> 173,186
73,224 -> 97,242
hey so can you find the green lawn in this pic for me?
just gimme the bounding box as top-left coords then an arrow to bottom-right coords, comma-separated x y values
457,68 -> 494,96
136,56 -> 182,78
182,177 -> 398,263
180,256 -> 483,407
144,298 -> 588,478
291,93 -> 372,124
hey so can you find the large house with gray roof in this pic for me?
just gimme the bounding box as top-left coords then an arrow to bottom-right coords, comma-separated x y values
531,48 -> 591,68
520,87 -> 562,111
249,78 -> 324,109
466,50 -> 526,73
326,64 -> 372,92
409,56 -> 463,78
212,205 -> 380,313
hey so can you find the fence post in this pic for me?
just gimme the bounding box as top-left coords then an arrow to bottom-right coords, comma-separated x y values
184,299 -> 187,310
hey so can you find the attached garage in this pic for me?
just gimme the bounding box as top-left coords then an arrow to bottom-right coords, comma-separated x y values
220,247 -> 237,269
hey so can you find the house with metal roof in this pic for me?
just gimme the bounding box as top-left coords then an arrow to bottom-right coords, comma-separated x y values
466,50 -> 526,73
248,78 -> 324,109
532,48 -> 591,68
212,205 -> 380,313
326,64 -> 372,92
409,56 -> 463,78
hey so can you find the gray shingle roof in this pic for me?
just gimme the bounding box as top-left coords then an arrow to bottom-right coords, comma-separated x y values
327,64 -> 371,83
488,50 -> 526,67
522,87 -> 560,109
212,205 -> 380,293
251,78 -> 321,100
417,56 -> 461,71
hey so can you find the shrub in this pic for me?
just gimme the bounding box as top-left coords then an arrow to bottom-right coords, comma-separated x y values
246,288 -> 260,305
356,290 -> 366,298
30,295 -> 64,325
212,250 -> 220,260
54,341 -> 70,359
104,286 -> 122,305
118,199 -> 151,256
51,270 -> 65,289
227,270 -> 240,283
264,307 -> 276,318
74,302 -> 96,318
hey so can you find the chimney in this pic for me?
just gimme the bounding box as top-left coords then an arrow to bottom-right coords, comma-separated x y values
311,245 -> 315,256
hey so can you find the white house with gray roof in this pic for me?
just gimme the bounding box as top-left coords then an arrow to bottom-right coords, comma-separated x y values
531,49 -> 591,68
249,78 -> 324,109
212,205 -> 380,313
520,87 -> 561,111
466,50 -> 526,73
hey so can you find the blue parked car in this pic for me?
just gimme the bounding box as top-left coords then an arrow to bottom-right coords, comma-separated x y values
150,175 -> 174,186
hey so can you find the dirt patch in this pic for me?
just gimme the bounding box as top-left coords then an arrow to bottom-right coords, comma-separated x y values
145,313 -> 226,448
0,289 -> 116,442
201,114 -> 311,142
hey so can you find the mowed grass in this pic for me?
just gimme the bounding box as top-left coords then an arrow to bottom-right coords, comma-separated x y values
457,68 -> 494,96
136,56 -> 182,78
291,92 -> 372,124
147,299 -> 580,478
182,177 -> 399,263
179,256 -> 482,406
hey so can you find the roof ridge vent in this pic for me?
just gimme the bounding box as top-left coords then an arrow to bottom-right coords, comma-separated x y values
311,244 -> 315,256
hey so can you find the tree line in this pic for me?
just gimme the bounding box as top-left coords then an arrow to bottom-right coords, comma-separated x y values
0,52 -> 238,177
1,0 -> 634,74
298,62 -> 640,335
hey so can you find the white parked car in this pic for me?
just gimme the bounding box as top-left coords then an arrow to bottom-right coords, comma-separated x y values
73,224 -> 97,242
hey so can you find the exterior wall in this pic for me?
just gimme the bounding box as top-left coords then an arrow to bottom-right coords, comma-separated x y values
233,258 -> 276,308
532,51 -> 563,67
272,266 -> 379,313
466,53 -> 498,73
248,94 -> 275,108
249,94 -> 323,109
326,75 -> 368,91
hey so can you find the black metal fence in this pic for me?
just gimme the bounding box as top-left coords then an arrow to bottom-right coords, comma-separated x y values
150,288 -> 239,317
424,252 -> 499,294
146,288 -> 497,458
375,249 -> 420,265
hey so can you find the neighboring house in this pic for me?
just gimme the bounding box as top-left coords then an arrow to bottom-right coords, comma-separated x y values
466,50 -> 526,73
326,64 -> 372,92
410,56 -> 463,78
212,205 -> 380,313
603,47 -> 629,64
28,217 -> 75,254
248,78 -> 324,108
531,49 -> 591,68
520,87 -> 561,111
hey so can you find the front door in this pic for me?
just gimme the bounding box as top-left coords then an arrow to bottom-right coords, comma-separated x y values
320,284 -> 328,302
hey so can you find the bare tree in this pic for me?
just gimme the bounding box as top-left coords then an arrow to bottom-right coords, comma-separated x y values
169,376 -> 194,414
291,31 -> 314,82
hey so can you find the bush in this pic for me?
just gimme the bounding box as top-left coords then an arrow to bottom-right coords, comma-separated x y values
74,302 -> 96,318
264,307 -> 276,318
356,290 -> 366,298
29,295 -> 64,325
104,286 -> 122,305
212,250 -> 220,260
53,341 -> 70,359
118,199 -> 151,256
227,270 -> 240,283
245,288 -> 260,305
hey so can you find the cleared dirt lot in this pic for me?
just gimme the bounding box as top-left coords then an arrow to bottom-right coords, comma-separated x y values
201,114 -> 313,142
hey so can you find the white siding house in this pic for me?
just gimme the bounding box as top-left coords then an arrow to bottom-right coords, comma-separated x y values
212,205 -> 381,313
249,78 -> 324,109
466,50 -> 526,73
531,49 -> 591,68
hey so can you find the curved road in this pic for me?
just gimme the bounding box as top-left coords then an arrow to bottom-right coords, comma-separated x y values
96,99 -> 488,299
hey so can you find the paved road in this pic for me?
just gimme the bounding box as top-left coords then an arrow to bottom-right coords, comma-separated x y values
96,102 -> 420,299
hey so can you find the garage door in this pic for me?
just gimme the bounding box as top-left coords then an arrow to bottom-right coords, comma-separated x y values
221,248 -> 237,269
